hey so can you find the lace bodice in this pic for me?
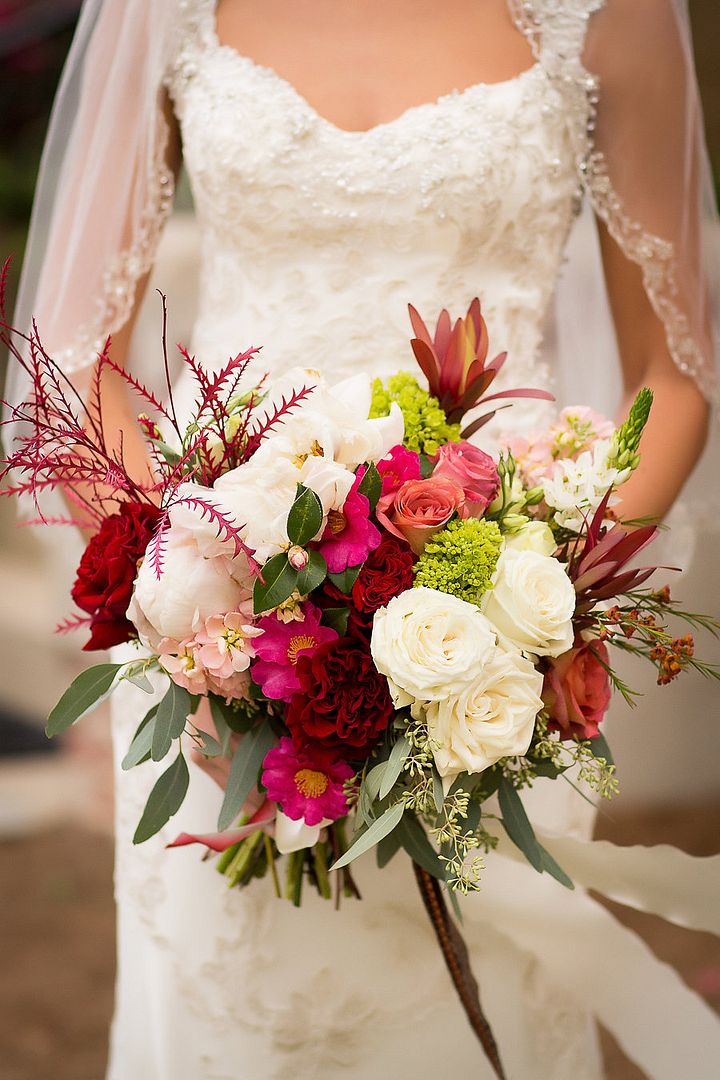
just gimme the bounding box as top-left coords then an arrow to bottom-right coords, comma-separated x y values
165,0 -> 587,429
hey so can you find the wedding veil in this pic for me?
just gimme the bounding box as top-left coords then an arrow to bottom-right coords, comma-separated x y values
5,0 -> 720,440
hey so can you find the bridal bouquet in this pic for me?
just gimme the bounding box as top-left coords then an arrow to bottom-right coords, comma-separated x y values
3,273 -> 717,1076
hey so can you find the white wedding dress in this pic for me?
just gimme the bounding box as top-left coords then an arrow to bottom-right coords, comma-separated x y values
105,3 -> 720,1078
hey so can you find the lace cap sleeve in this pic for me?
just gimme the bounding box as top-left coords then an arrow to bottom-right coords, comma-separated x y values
511,0 -> 719,404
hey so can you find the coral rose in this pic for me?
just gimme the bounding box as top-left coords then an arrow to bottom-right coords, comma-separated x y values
432,441 -> 499,515
71,502 -> 160,651
542,638 -> 612,740
377,475 -> 466,554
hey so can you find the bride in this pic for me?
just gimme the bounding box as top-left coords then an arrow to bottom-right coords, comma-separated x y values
7,1 -> 720,1077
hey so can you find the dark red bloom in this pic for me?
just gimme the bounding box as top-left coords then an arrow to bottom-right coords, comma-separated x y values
71,502 -> 161,650
351,534 -> 416,614
286,636 -> 394,757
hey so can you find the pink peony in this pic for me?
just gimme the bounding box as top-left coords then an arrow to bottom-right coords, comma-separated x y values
261,736 -> 353,826
317,476 -> 381,573
542,638 -> 612,740
251,602 -> 338,700
377,475 -> 466,554
432,440 -> 499,515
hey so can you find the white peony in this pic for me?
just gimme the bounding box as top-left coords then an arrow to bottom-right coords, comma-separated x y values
505,520 -> 557,557
370,586 -> 497,706
481,548 -> 575,658
128,527 -> 249,646
541,439 -> 621,533
213,461 -> 299,563
423,645 -> 544,779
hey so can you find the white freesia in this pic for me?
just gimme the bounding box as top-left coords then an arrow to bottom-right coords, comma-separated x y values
505,520 -> 556,556
481,548 -> 575,658
274,811 -> 332,854
423,645 -> 544,779
541,439 -> 621,533
128,527 -> 248,645
370,587 -> 497,706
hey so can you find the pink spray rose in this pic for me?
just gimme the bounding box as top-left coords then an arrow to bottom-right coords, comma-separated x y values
378,475 -> 466,554
542,638 -> 612,740
432,440 -> 499,515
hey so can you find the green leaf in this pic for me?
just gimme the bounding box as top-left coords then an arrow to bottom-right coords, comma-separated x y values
295,549 -> 327,595
286,484 -> 324,546
209,696 -> 233,754
432,769 -> 445,813
330,801 -> 405,871
121,705 -> 158,771
151,681 -> 192,762
327,564 -> 363,595
379,735 -> 411,799
253,553 -> 298,614
538,843 -> 575,890
531,759 -> 568,779
397,816 -> 445,880
418,454 -> 434,479
357,462 -> 381,510
498,778 -> 543,872
47,663 -> 124,737
448,887 -> 464,924
123,671 -> 155,694
133,753 -> 190,844
376,828 -> 402,869
322,607 -> 350,635
194,729 -> 222,758
217,720 -> 276,831
589,731 -> 614,767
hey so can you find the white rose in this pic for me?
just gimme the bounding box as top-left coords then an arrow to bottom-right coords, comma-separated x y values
541,439 -> 619,533
370,586 -> 497,705
505,521 -> 557,557
128,527 -> 247,645
423,645 -> 544,779
481,548 -> 575,658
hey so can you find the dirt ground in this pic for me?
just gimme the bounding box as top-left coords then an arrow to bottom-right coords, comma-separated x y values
0,801 -> 718,1080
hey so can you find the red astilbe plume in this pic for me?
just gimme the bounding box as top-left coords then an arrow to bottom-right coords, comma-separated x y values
408,298 -> 553,437
566,490 -> 662,618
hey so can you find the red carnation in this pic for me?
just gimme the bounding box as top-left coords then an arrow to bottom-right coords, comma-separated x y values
286,636 -> 394,757
71,502 -> 161,651
351,534 -> 416,614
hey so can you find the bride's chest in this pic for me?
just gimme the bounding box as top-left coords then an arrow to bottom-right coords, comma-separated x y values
168,45 -> 579,244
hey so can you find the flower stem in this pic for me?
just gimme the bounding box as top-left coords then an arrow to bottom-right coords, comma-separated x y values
264,835 -> 281,898
285,850 -> 304,907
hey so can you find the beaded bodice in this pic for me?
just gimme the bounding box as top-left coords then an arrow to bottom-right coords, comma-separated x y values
165,0 -> 587,428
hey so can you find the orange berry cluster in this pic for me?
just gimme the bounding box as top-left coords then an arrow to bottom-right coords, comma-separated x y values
599,606 -> 658,641
649,633 -> 695,685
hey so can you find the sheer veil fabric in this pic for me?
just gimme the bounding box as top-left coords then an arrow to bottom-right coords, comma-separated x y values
5,2 -> 720,1077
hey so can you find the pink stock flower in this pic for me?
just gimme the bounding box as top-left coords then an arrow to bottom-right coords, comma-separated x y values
317,477 -> 381,573
542,638 -> 612,740
503,433 -> 555,487
378,475 -> 467,554
432,440 -> 499,515
261,736 -> 353,826
251,602 -> 338,700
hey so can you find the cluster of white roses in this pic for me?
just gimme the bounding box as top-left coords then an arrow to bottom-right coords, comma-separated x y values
370,521 -> 576,780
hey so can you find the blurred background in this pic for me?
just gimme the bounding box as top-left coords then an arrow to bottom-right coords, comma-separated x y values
0,3 -> 719,1078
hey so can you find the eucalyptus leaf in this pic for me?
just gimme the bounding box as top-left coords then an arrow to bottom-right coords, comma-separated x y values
47,663 -> 124,737
217,720 -> 276,831
121,705 -> 158,771
209,696 -> 233,754
589,731 -> 614,767
432,769 -> 445,813
195,729 -> 223,758
327,563 -> 362,595
123,671 -> 155,694
376,828 -> 402,869
330,800 -> 405,871
538,844 -> 575,890
397,816 -> 445,880
357,462 -> 381,510
379,735 -> 411,799
448,887 -> 464,924
498,777 -> 543,872
253,553 -> 298,614
295,549 -> 327,595
286,484 -> 323,546
151,681 -> 192,762
364,761 -> 389,804
322,607 -> 350,635
132,752 -> 190,844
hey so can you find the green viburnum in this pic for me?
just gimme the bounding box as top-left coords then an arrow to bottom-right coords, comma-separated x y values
608,386 -> 653,471
413,518 -> 503,604
369,371 -> 461,455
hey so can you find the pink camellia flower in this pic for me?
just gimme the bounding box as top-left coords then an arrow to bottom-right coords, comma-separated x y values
432,440 -> 499,515
542,638 -> 612,740
317,477 -> 381,574
376,445 -> 422,496
378,475 -> 467,554
251,602 -> 338,700
261,736 -> 353,826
